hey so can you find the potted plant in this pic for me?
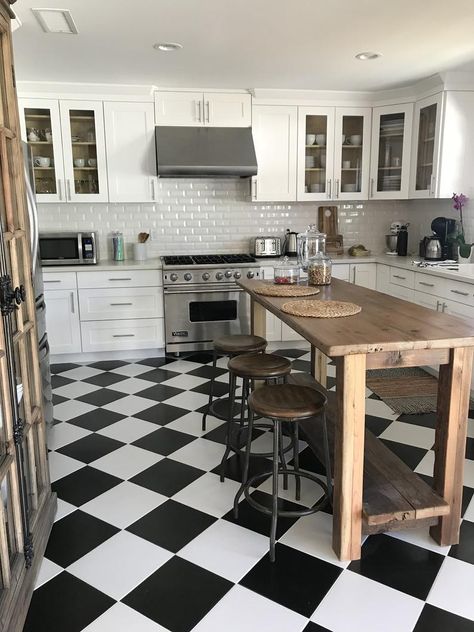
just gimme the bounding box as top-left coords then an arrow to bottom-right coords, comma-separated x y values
452,193 -> 473,261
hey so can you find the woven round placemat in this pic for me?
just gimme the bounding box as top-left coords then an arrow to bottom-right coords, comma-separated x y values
282,299 -> 362,318
254,283 -> 320,298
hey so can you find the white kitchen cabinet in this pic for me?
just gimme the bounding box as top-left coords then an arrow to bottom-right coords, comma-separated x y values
369,103 -> 413,199
251,105 -> 297,201
410,93 -> 443,198
81,318 -> 164,352
414,289 -> 441,311
376,264 -> 390,294
45,289 -> 81,354
155,91 -> 251,127
79,287 -> 163,321
331,264 -> 350,281
104,101 -> 157,203
350,263 -> 376,289
333,108 -> 372,200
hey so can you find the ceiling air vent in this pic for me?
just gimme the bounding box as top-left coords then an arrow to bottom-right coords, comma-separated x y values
31,8 -> 79,34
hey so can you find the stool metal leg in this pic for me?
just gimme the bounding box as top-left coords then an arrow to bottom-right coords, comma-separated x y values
202,348 -> 217,431
239,378 -> 248,428
293,421 -> 301,502
269,418 -> 280,562
278,421 -> 288,491
233,408 -> 254,518
322,412 -> 333,502
219,370 -> 237,482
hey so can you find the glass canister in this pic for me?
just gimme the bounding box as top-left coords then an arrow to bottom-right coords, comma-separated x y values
112,231 -> 125,261
308,252 -> 332,286
274,257 -> 300,284
297,224 -> 326,271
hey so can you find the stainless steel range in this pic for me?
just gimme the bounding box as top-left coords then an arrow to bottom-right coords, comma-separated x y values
162,254 -> 260,353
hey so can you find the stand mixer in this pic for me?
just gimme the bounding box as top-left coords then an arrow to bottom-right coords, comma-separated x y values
385,221 -> 404,255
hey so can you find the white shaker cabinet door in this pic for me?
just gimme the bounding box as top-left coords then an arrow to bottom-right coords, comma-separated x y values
351,263 -> 377,289
45,290 -> 81,354
155,91 -> 204,126
204,93 -> 251,127
104,101 -> 156,203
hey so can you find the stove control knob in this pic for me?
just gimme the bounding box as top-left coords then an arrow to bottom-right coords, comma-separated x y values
225,270 -> 233,279
202,272 -> 210,281
170,273 -> 178,282
247,270 -> 255,279
234,271 -> 241,279
216,272 -> 224,280
184,273 -> 192,281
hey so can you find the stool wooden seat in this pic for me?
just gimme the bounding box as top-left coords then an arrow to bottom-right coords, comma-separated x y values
214,334 -> 267,354
228,353 -> 292,379
249,384 -> 327,420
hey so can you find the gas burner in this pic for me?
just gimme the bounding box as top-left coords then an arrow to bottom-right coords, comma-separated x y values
163,254 -> 257,266
221,254 -> 256,264
192,255 -> 225,265
163,256 -> 194,266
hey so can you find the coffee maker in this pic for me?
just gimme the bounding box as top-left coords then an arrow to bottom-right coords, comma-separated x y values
430,217 -> 457,259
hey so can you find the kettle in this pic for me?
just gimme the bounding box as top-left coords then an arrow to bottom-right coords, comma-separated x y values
424,236 -> 442,261
283,229 -> 298,257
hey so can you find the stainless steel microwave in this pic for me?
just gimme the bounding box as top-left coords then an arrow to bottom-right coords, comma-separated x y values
39,232 -> 98,266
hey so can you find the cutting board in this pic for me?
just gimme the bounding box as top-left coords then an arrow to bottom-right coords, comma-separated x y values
318,206 -> 338,237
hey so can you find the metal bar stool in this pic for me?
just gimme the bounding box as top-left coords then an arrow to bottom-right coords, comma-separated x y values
233,383 -> 332,562
201,334 -> 267,431
219,352 -> 293,483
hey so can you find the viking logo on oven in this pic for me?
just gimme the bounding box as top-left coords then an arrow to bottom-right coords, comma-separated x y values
172,331 -> 189,337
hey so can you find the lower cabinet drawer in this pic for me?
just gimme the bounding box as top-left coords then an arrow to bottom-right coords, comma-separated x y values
414,272 -> 446,297
81,318 -> 165,352
79,287 -> 163,320
390,268 -> 415,288
77,269 -> 160,288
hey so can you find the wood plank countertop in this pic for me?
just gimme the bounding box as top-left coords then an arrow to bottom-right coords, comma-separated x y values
238,278 -> 474,357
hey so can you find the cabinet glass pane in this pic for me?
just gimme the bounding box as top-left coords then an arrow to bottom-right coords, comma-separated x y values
415,103 -> 437,191
377,113 -> 405,192
304,115 -> 328,194
24,108 -> 57,195
341,116 -> 364,194
68,110 -> 100,195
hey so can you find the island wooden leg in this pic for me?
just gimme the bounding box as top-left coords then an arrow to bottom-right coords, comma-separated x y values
311,346 -> 327,389
430,347 -> 474,546
333,353 -> 366,560
251,298 -> 266,338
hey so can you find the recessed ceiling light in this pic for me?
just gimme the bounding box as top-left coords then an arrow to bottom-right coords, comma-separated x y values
153,42 -> 183,52
355,52 -> 382,61
31,8 -> 79,34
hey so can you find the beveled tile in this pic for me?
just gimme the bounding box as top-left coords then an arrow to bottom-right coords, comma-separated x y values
103,394 -> 158,416
96,416 -> 158,443
91,444 -> 163,480
47,422 -> 92,451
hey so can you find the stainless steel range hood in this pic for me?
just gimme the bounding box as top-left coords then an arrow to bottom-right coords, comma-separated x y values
155,126 -> 257,177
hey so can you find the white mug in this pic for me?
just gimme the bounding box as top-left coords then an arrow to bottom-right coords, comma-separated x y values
349,135 -> 362,146
343,160 -> 351,169
34,156 -> 50,167
74,158 -> 85,168
315,134 -> 326,146
87,158 -> 97,167
391,157 -> 401,167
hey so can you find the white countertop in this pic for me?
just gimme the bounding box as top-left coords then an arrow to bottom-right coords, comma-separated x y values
42,257 -> 162,272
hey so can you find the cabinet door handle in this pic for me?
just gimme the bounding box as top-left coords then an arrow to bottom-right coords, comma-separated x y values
113,334 -> 135,338
430,174 -> 435,196
70,292 -> 75,314
419,281 -> 434,287
335,179 -> 340,199
66,179 -> 71,201
450,289 -> 469,296
57,179 -> 63,201
150,178 -> 156,200
251,179 -> 257,200
196,100 -> 202,123
436,300 -> 441,311
108,277 -> 132,281
393,274 -> 406,280
352,267 -> 356,283
110,302 -> 133,306
442,302 -> 447,312
44,279 -> 61,284
327,179 -> 332,199
370,178 -> 375,198
205,100 -> 210,123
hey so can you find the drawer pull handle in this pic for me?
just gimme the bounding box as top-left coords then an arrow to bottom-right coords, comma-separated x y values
44,280 -> 62,283
419,281 -> 434,287
393,275 -> 406,280
108,278 -> 132,281
110,302 -> 133,306
450,289 -> 469,296
112,334 -> 135,338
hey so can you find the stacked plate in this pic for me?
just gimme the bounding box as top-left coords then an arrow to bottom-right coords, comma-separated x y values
380,119 -> 404,135
381,174 -> 401,190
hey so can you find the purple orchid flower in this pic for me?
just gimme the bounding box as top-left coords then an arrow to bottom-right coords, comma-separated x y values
452,193 -> 468,211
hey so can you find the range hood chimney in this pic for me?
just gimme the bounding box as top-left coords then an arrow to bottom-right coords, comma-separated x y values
155,126 -> 257,177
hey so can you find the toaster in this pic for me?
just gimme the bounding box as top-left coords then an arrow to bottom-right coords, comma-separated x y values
250,236 -> 282,258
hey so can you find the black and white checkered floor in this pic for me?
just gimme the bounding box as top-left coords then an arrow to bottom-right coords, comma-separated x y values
24,347 -> 474,632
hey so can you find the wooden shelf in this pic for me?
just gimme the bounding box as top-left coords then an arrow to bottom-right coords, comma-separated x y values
71,141 -> 96,145
29,141 -> 52,145
34,167 -> 54,171
423,137 -> 435,142
380,132 -> 404,138
305,145 -> 326,148
341,168 -> 360,172
305,168 -> 325,172
73,167 -> 97,171
342,144 -> 362,148
69,115 -> 95,121
378,166 -> 402,170
419,163 -> 433,167
25,114 -> 50,119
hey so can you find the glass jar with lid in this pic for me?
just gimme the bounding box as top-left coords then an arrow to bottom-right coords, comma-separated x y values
274,257 -> 300,284
297,225 -> 326,271
308,252 -> 332,286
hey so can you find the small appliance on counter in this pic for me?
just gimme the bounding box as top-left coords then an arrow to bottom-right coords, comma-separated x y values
39,231 -> 98,265
385,221 -> 404,255
250,236 -> 281,258
431,216 -> 457,260
282,229 -> 298,257
420,235 -> 442,261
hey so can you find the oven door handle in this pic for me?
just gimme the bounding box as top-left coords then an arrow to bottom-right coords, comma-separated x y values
164,285 -> 242,294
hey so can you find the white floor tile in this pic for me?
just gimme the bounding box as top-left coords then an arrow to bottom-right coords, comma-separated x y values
91,444 -> 162,480
279,512 -> 349,568
34,557 -> 63,589
59,366 -> 103,381
257,469 -> 326,509
165,391 -> 210,411
464,496 -> 474,522
103,395 -> 157,416
427,556 -> 474,620
47,422 -> 92,451
81,481 -> 166,528
365,398 -> 399,420
179,519 -> 269,582
326,363 -> 336,378
54,498 -> 77,522
172,472 -> 241,517
192,584 -> 307,632
53,399 -> 96,422
48,452 -> 84,483
379,421 -> 435,449
169,438 -> 224,471
82,602 -> 169,632
159,359 -> 199,374
53,380 -> 100,399
110,377 -> 158,395
387,525 -> 450,555
110,363 -> 154,377
96,417 -> 157,443
160,373 -> 208,390
166,411 -> 224,437
311,570 -> 423,632
416,451 -> 474,488
467,419 -> 474,439
68,530 -> 172,600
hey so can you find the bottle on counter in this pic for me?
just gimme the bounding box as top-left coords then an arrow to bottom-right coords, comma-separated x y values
112,231 -> 125,261
308,251 -> 332,286
396,224 -> 408,257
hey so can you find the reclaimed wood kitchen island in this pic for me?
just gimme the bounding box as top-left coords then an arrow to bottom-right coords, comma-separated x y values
238,277 -> 474,561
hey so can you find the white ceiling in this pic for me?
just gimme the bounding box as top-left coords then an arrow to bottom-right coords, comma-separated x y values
11,0 -> 474,91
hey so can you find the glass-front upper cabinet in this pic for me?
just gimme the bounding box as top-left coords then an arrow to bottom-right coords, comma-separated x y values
369,104 -> 413,199
333,108 -> 371,200
410,93 -> 443,198
59,100 -> 108,202
297,107 -> 335,201
18,98 -> 66,203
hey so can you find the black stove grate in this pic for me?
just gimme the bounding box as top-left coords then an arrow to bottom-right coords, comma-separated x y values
163,254 -> 257,266
163,256 -> 194,266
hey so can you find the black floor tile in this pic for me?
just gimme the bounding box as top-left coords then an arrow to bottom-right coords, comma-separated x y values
466,437 -> 474,461
123,556 -> 232,632
51,362 -> 81,374
396,411 -> 437,429
51,374 -> 75,389
303,623 -> 332,632
77,388 -> 127,407
365,414 -> 394,436
348,533 -> 444,600
68,408 -> 125,431
291,359 -> 312,372
272,348 -> 309,358
223,490 -> 299,539
134,402 -> 189,425
188,365 -> 227,380
137,356 -> 176,367
130,458 -> 205,496
88,359 -> 128,371
127,500 -> 216,552
448,519 -> 474,564
412,604 -> 474,632
239,543 -> 342,617
139,367 -> 181,383
45,510 -> 119,567
185,351 -> 215,364
191,380 -> 230,397
211,453 -> 272,485
203,421 -> 263,446
132,427 -> 195,456
135,383 -> 184,402
379,438 -> 428,470
289,446 -> 326,476
417,473 -> 474,517
23,572 -> 114,632
52,394 -> 68,406
57,433 -> 124,464
83,372 -> 128,387
52,466 -> 122,506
